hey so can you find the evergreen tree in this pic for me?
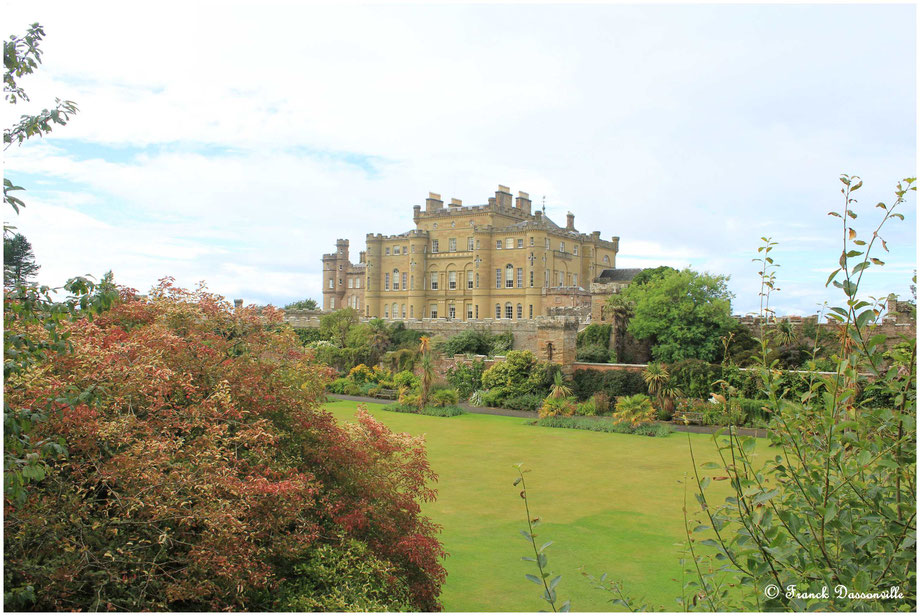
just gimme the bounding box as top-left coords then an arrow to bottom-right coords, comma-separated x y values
4,232 -> 40,287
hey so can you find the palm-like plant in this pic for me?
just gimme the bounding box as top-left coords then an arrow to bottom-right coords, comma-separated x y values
642,363 -> 669,397
613,394 -> 655,426
772,320 -> 798,347
418,336 -> 433,409
547,371 -> 573,400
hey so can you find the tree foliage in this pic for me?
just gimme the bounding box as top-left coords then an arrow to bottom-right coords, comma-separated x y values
4,231 -> 40,287
624,268 -> 735,363
4,280 -> 447,611
284,298 -> 318,310
4,22 -> 79,213
683,176 -> 916,611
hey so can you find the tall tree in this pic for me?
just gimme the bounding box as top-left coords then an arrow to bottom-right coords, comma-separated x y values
4,231 -> 40,286
4,22 -> 79,212
624,268 -> 735,363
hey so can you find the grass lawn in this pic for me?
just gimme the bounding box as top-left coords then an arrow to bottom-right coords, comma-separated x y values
324,399 -> 747,612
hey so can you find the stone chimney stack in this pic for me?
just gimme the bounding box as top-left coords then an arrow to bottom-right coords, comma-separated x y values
515,191 -> 532,215
566,212 -> 575,230
450,198 -> 462,207
425,192 -> 443,212
535,210 -> 543,221
359,251 -> 366,264
495,185 -> 512,208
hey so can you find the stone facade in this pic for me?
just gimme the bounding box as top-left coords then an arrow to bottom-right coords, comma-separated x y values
321,239 -> 367,311
322,184 -> 623,321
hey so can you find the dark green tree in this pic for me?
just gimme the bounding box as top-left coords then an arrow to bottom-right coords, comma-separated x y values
624,268 -> 735,363
284,298 -> 319,310
4,231 -> 39,286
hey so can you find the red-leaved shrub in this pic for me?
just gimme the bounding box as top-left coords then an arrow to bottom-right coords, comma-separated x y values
4,279 -> 446,611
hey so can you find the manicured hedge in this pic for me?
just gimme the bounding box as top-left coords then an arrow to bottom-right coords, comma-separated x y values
571,369 -> 647,401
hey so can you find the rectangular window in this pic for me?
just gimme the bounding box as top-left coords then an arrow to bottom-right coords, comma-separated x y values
506,304 -> 513,319
517,238 -> 523,248
410,305 -> 414,318
495,304 -> 501,319
393,246 -> 400,255
517,268 -> 523,288
449,238 -> 457,252
348,278 -> 353,288
506,268 -> 514,288
496,269 -> 501,288
558,271 -> 564,287
467,237 -> 474,251
410,275 -> 414,289
476,240 -> 481,250
328,279 -> 334,289
385,247 -> 390,255
384,305 -> 389,318
573,245 -> 578,255
517,304 -> 523,319
402,272 -> 407,289
530,237 -> 534,246
449,271 -> 457,290
545,238 -> 550,249
544,270 -> 549,288
356,278 -> 361,289
385,273 -> 390,290
338,278 -> 342,286
403,246 -> 408,254
401,305 -> 406,319
529,304 -> 533,319
475,305 -> 479,319
448,304 -> 456,319
560,241 -> 565,252
529,270 -> 534,287
430,273 -> 438,290
467,304 -> 473,319
432,240 -> 439,253
430,304 -> 438,319
475,273 -> 480,288
392,274 -> 399,291
467,270 -> 474,289
496,240 -> 502,250
506,238 -> 514,249
573,273 -> 578,287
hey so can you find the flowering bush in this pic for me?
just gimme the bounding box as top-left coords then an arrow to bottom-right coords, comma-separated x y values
3,280 -> 446,611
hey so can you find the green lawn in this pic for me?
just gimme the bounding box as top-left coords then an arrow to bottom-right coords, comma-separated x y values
324,400 -> 742,612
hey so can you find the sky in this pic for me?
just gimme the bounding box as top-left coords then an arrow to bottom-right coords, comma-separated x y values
4,0 -> 916,317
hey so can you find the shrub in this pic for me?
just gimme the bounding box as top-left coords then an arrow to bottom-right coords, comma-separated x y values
576,398 -> 597,416
576,344 -> 610,363
445,359 -> 486,399
535,415 -> 671,437
668,359 -> 721,399
592,391 -> 611,415
482,350 -> 560,400
294,326 -> 327,345
3,281 -> 446,611
429,388 -> 460,407
538,397 -> 577,419
613,394 -> 655,425
571,369 -> 647,401
576,323 -> 611,348
442,329 -> 494,356
480,387 -> 509,408
490,331 -> 514,355
393,370 -> 420,391
328,377 -> 350,394
382,402 -> 465,417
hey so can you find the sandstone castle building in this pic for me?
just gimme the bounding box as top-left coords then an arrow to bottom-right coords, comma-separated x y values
322,185 -> 623,321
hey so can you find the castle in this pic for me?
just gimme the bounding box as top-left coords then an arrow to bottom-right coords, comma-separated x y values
322,185 -> 628,321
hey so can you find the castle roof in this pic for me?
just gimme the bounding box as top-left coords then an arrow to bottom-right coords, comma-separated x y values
596,268 -> 643,282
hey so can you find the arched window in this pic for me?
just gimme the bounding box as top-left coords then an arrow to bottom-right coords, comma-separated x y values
505,264 -> 514,288
393,269 -> 400,290
516,303 -> 523,319
495,304 -> 501,319
392,303 -> 397,319
505,302 -> 513,319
